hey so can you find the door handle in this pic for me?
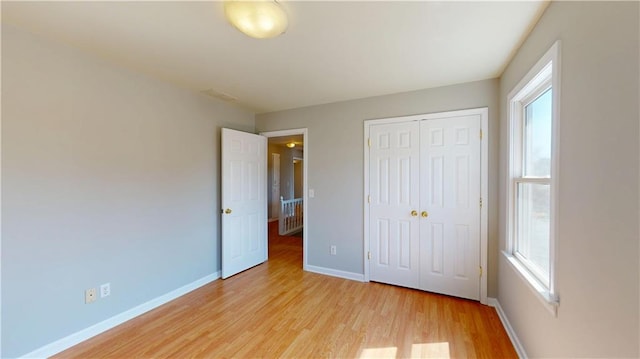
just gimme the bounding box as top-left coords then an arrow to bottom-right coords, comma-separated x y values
224,208 -> 232,214
421,211 -> 429,218
411,210 -> 418,217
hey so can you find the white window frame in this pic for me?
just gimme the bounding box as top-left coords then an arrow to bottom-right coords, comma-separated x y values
505,41 -> 561,316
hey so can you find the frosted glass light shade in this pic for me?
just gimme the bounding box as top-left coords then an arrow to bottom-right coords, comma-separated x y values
224,1 -> 288,39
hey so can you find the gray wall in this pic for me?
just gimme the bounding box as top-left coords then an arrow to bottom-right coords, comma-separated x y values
498,2 -> 639,357
1,24 -> 254,357
256,79 -> 500,291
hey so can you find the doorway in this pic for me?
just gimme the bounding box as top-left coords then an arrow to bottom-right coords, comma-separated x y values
261,128 -> 309,270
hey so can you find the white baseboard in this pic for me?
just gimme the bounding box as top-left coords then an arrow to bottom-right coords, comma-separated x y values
21,272 -> 220,359
305,265 -> 364,282
487,297 -> 528,359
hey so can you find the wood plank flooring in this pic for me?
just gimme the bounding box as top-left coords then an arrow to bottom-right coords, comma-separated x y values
54,222 -> 516,358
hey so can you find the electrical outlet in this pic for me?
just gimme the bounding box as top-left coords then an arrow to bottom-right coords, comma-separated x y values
330,245 -> 337,255
85,288 -> 97,304
100,283 -> 111,298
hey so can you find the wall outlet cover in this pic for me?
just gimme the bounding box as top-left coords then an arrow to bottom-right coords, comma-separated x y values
100,283 -> 111,298
85,288 -> 97,304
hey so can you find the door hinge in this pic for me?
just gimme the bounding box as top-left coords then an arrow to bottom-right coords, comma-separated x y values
480,129 -> 483,140
368,251 -> 371,260
367,195 -> 371,203
480,197 -> 483,208
479,266 -> 483,277
368,138 -> 371,147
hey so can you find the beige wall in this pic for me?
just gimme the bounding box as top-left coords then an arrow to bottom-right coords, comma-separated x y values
1,24 -> 254,357
498,2 -> 639,357
256,79 -> 500,294
294,159 -> 303,199
267,144 -> 285,219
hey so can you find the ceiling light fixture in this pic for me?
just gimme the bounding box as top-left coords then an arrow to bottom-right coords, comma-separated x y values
286,142 -> 295,148
224,0 -> 288,39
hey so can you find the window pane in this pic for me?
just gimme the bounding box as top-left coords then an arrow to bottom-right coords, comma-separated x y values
516,182 -> 550,283
524,89 -> 552,177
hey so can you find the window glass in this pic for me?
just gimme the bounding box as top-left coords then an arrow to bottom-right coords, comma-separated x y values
516,182 -> 550,283
523,89 -> 552,178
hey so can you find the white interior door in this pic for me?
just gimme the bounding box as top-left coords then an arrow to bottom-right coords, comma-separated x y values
221,128 -> 267,279
420,115 -> 481,300
369,122 -> 420,288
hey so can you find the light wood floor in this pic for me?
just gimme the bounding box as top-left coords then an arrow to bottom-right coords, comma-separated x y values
55,222 -> 516,358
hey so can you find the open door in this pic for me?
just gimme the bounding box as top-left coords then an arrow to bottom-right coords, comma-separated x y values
221,128 -> 267,279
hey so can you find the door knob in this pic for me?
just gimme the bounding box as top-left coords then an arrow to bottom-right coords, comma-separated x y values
421,211 -> 429,218
224,208 -> 232,214
411,210 -> 418,217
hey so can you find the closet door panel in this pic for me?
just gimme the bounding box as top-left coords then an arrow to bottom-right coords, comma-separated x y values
419,115 -> 481,300
369,122 -> 420,289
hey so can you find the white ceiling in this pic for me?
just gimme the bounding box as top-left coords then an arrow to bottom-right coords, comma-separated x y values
2,1 -> 549,114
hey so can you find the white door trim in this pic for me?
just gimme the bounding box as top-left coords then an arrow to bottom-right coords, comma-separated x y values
363,107 -> 489,304
260,128 -> 309,271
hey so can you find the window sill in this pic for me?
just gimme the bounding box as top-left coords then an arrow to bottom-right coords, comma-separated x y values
502,251 -> 559,317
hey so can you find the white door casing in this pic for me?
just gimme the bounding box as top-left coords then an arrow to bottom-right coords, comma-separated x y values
419,115 -> 481,300
369,121 -> 421,288
221,128 -> 267,279
364,108 -> 488,303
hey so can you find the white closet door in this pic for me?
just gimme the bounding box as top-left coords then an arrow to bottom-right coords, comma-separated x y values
369,121 -> 421,288
419,115 -> 481,300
